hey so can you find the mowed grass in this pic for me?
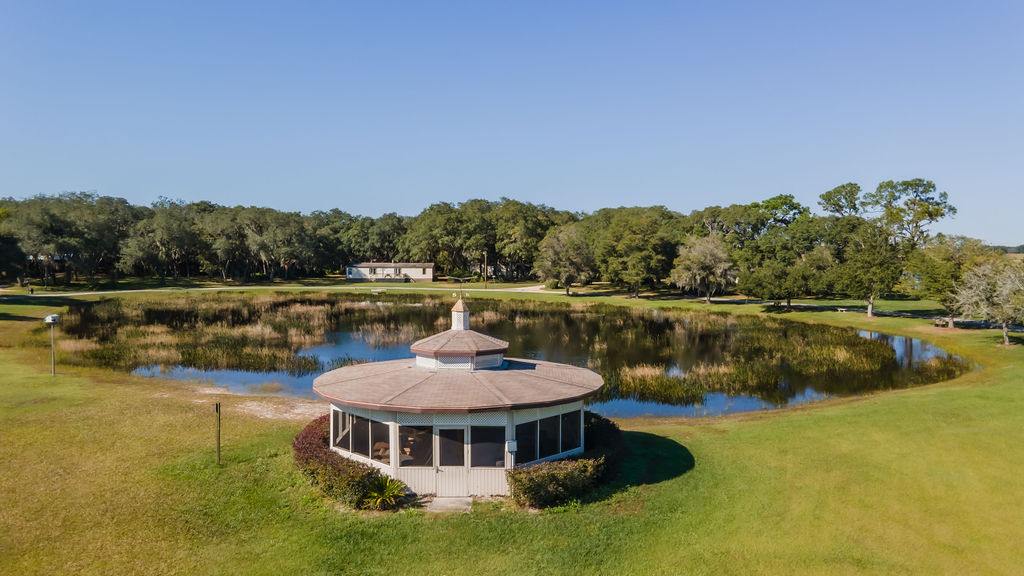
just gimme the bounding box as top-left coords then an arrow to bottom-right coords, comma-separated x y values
1,293 -> 1022,575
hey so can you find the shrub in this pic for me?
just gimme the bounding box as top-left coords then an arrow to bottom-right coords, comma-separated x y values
293,415 -> 400,509
362,476 -> 409,511
507,457 -> 605,508
507,412 -> 625,508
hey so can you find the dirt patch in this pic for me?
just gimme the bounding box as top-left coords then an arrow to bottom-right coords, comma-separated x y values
234,398 -> 327,420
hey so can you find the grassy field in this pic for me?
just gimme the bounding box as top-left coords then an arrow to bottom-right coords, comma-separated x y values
1,290 -> 1022,575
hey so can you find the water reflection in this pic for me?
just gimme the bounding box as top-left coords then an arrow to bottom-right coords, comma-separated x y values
127,298 -> 969,418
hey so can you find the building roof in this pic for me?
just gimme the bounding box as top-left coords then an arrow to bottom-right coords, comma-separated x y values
410,329 -> 509,357
348,262 -> 434,268
313,357 -> 604,413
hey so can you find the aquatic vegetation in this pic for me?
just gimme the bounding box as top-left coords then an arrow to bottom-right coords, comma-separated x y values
57,292 -> 972,408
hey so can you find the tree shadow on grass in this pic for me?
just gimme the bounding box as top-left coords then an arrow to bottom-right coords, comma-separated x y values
616,431 -> 694,486
0,295 -> 80,307
0,312 -> 37,322
0,296 -> 81,323
582,431 -> 694,505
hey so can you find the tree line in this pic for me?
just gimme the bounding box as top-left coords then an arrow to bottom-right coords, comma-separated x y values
0,195 -> 574,284
1,180 -> 1022,331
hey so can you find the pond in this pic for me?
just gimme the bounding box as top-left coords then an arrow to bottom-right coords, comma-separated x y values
62,292 -> 970,418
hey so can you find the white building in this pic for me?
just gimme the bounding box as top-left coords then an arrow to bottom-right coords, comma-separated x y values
312,299 -> 605,497
346,262 -> 434,282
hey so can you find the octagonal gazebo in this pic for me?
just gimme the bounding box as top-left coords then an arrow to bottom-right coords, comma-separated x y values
313,299 -> 604,497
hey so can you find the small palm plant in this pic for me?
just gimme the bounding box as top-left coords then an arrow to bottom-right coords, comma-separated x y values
362,476 -> 408,511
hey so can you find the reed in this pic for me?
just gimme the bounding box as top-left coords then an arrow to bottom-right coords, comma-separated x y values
56,292 -> 971,406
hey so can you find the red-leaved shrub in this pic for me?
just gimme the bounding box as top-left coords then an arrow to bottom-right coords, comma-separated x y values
293,414 -> 384,508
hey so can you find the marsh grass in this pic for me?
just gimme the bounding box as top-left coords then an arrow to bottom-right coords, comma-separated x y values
601,310 -> 971,406
55,292 -> 971,407
248,381 -> 284,394
56,292 -> 440,375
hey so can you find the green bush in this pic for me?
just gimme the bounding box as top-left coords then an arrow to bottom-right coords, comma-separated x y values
507,412 -> 625,508
362,476 -> 409,511
507,457 -> 605,508
293,415 -> 393,509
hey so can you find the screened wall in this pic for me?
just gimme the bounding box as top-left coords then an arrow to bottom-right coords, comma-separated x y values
331,408 -> 509,469
331,410 -> 390,464
514,408 -> 583,465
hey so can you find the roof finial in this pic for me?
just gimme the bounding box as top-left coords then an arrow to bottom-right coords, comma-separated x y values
451,298 -> 470,330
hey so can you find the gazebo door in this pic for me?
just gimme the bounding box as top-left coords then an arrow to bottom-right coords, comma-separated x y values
435,426 -> 468,497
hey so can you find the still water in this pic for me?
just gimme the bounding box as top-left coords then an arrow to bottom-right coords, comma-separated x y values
132,298 -> 966,418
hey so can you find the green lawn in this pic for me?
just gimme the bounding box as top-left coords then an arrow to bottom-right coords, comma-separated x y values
1,291 -> 1021,575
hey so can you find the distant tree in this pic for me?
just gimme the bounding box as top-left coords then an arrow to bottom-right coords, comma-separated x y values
0,207 -> 25,284
149,200 -> 204,279
831,219 -> 903,317
533,224 -> 595,295
904,235 -> 996,327
197,206 -> 249,281
818,183 -> 862,217
739,214 -> 824,308
954,260 -> 1024,345
366,212 -> 406,262
819,179 -> 956,317
5,195 -> 78,285
117,216 -> 160,278
455,199 -> 496,277
399,202 -> 461,274
613,213 -> 670,298
264,210 -> 310,280
863,179 -> 957,251
492,199 -> 569,280
670,235 -> 735,303
580,206 -> 680,296
308,209 -> 356,273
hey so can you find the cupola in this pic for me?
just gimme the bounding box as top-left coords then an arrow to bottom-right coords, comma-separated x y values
409,299 -> 509,370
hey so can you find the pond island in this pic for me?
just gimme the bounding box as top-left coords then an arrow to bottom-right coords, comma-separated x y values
313,299 -> 604,497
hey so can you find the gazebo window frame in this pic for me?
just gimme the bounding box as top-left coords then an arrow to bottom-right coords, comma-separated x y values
470,426 -> 507,468
398,425 -> 434,468
514,408 -> 584,466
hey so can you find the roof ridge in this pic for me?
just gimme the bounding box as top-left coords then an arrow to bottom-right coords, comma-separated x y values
379,370 -> 437,404
470,371 -> 513,404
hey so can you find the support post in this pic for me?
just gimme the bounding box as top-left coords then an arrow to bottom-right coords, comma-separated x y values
50,324 -> 55,376
215,402 -> 221,466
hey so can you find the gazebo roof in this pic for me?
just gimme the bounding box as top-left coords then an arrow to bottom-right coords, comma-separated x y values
313,357 -> 604,413
410,329 -> 509,357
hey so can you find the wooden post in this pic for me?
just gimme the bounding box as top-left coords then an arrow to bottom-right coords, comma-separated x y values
215,402 -> 221,466
484,253 -> 488,289
50,324 -> 55,376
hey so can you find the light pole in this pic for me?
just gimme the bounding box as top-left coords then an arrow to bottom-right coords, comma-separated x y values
44,314 -> 59,376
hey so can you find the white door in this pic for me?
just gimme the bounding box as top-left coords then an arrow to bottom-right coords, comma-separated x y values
435,426 -> 468,497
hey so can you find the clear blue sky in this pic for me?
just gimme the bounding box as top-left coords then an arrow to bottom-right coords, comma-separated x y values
2,1 -> 1022,243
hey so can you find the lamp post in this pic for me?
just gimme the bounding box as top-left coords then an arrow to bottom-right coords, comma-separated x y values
44,314 -> 59,376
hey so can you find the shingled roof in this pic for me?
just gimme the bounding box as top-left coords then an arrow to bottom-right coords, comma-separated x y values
313,357 -> 604,413
410,329 -> 509,357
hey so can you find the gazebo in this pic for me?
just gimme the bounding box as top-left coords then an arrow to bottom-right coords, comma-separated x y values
312,299 -> 604,497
